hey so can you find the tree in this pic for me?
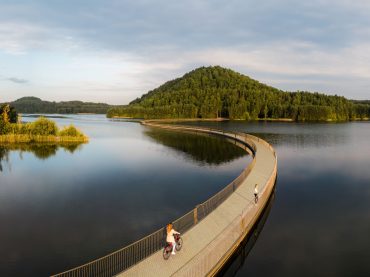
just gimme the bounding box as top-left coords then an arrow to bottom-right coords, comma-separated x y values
0,104 -> 18,124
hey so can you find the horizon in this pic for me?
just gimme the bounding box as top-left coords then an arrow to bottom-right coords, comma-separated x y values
1,1 -> 370,104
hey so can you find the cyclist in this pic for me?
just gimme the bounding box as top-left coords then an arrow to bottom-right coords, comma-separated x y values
166,223 -> 180,255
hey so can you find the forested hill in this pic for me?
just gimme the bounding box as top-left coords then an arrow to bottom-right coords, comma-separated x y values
5,97 -> 112,114
107,66 -> 370,121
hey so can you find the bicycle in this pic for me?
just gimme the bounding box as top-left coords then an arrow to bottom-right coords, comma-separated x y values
163,233 -> 183,260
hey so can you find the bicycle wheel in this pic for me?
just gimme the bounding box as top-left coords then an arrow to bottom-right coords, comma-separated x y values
175,237 -> 183,251
163,248 -> 171,260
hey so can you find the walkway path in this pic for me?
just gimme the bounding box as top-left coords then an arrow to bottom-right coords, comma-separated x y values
117,122 -> 277,276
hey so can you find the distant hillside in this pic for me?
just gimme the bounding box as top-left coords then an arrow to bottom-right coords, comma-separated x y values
5,97 -> 112,114
352,100 -> 370,105
107,66 -> 370,121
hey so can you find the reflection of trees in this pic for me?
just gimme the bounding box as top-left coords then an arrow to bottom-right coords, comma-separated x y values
59,143 -> 82,154
0,147 -> 9,172
0,142 -> 84,171
145,129 -> 248,165
23,144 -> 58,160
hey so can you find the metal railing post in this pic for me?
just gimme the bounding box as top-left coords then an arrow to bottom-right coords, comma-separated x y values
194,205 -> 199,224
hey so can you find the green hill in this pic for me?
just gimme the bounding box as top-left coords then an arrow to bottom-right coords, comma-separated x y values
107,66 -> 370,121
7,97 -> 112,114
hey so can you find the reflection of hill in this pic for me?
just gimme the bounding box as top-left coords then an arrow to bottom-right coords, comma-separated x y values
0,142 -> 84,171
145,129 -> 248,165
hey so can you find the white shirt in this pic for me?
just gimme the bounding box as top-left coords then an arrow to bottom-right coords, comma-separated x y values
166,229 -> 179,243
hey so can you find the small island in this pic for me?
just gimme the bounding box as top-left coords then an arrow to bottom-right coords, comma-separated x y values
0,104 -> 88,143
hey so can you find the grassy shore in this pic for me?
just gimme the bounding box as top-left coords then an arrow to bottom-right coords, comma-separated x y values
0,117 -> 88,143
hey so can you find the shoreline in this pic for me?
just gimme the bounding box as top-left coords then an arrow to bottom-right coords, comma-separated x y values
109,116 -> 370,123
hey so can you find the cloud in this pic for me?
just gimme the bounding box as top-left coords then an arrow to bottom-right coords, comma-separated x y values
0,21 -> 83,54
6,77 -> 29,84
1,0 -> 369,54
0,0 -> 370,102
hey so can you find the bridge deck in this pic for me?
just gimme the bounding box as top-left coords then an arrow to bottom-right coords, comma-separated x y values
118,130 -> 277,277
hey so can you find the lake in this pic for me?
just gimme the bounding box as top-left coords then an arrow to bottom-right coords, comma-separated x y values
1,116 -> 369,277
182,120 -> 370,277
0,115 -> 250,277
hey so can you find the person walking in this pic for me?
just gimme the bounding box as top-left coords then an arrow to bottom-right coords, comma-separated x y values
254,184 -> 259,203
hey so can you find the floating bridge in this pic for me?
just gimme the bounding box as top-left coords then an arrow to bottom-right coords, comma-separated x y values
52,120 -> 277,277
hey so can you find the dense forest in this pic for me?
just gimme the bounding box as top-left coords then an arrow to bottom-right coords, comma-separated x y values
107,66 -> 370,121
3,97 -> 112,114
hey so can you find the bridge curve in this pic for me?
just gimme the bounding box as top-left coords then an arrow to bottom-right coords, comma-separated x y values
52,120 -> 277,277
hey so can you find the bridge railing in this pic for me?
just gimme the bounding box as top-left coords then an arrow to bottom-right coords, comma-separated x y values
51,124 -> 257,277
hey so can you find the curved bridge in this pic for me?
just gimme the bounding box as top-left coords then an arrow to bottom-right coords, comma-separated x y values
52,121 -> 277,277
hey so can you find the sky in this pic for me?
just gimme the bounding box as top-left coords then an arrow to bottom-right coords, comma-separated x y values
0,0 -> 370,105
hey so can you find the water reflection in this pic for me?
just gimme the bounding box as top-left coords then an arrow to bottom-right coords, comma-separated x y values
0,143 -> 84,171
145,128 -> 247,165
0,147 -> 9,172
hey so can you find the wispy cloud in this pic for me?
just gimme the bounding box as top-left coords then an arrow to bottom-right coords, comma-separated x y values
6,77 -> 29,84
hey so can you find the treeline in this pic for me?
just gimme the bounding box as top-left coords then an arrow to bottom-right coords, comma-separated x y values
5,97 -> 112,114
107,66 -> 370,121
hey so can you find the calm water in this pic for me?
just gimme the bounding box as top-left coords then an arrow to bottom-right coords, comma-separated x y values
0,115 -> 250,277
183,120 -> 370,277
2,117 -> 369,277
